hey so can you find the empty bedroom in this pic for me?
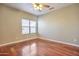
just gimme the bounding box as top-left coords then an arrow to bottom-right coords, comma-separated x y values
0,3 -> 79,56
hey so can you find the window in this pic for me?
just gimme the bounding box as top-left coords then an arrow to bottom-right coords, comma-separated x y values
22,18 -> 36,34
30,20 -> 36,33
22,19 -> 29,34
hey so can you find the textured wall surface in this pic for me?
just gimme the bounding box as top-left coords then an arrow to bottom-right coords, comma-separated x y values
38,4 -> 79,45
0,4 -> 37,44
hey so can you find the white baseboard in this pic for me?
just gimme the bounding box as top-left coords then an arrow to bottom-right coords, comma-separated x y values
0,37 -> 37,47
38,37 -> 79,47
0,36 -> 79,48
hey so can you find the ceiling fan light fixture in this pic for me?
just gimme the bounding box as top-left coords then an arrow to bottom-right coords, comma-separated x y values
39,4 -> 43,8
33,3 -> 37,8
33,3 -> 43,11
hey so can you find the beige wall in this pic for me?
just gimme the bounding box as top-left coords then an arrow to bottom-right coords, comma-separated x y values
38,4 -> 79,45
0,4 -> 37,44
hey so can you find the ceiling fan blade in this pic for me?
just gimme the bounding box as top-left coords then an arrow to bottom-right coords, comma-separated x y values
43,4 -> 50,8
43,4 -> 54,10
49,7 -> 54,10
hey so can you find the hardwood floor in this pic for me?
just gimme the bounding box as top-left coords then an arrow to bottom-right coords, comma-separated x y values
0,38 -> 79,56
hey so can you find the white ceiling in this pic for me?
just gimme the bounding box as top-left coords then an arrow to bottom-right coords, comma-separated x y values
4,3 -> 72,16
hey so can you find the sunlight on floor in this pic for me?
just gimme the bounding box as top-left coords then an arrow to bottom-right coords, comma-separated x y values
22,43 -> 37,56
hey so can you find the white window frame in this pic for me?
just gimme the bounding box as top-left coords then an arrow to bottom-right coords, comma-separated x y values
22,18 -> 36,34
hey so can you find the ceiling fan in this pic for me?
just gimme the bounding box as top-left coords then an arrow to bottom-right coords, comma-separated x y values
33,3 -> 54,11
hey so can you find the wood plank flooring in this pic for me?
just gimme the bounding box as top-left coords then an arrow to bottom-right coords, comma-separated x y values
0,38 -> 79,56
